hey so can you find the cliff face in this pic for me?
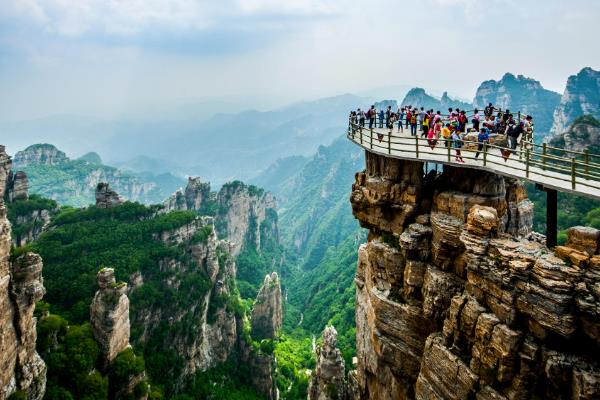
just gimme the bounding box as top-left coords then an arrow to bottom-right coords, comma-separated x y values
242,272 -> 283,400
95,182 -> 124,208
0,146 -> 47,400
550,67 -> 600,136
133,217 -> 238,379
162,177 -> 212,213
549,115 -> 600,153
90,268 -> 131,367
473,73 -> 561,134
308,326 -> 349,400
13,144 -> 67,167
217,182 -> 277,256
350,151 -> 600,399
401,88 -> 471,112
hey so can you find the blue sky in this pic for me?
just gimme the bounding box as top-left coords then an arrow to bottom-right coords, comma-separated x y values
1,0 -> 599,121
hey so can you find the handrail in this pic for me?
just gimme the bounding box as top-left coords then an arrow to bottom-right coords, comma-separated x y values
347,121 -> 600,200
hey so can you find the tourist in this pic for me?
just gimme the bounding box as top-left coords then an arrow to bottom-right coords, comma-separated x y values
378,108 -> 384,128
367,105 -> 375,129
442,123 -> 452,148
358,108 -> 365,127
397,107 -> 405,132
452,129 -> 465,163
484,102 -> 495,117
427,126 -> 437,149
421,112 -> 430,138
458,110 -> 468,133
472,108 -> 480,131
475,127 -> 489,158
386,106 -> 392,129
405,106 -> 411,129
410,112 -> 418,136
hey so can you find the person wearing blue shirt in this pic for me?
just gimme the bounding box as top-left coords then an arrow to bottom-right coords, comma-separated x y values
475,127 -> 490,159
378,109 -> 384,128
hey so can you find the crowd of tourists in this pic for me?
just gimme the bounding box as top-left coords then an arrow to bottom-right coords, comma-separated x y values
349,103 -> 533,163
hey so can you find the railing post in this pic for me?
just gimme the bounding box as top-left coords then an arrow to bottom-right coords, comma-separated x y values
542,143 -> 547,170
585,149 -> 590,176
483,142 -> 487,166
359,126 -> 363,145
572,157 -> 576,189
519,139 -> 524,161
447,140 -> 451,162
526,149 -> 530,178
388,130 -> 391,154
370,127 -> 373,150
415,136 -> 419,158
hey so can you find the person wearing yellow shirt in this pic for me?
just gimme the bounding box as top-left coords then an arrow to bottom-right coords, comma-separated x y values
441,123 -> 452,148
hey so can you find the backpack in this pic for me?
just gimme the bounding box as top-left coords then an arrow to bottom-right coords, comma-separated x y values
410,115 -> 416,124
459,114 -> 467,124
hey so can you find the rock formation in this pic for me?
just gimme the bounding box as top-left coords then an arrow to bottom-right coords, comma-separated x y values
0,145 -> 47,400
349,151 -> 600,399
217,181 -> 277,256
90,268 -> 131,367
95,182 -> 124,208
162,177 -> 211,213
401,88 -> 471,112
308,326 -> 349,400
251,272 -> 283,341
7,171 -> 29,202
13,144 -> 68,168
549,115 -> 600,153
242,272 -> 283,400
473,72 -> 561,134
550,67 -> 600,136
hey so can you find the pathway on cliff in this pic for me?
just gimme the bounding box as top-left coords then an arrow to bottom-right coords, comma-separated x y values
348,125 -> 600,200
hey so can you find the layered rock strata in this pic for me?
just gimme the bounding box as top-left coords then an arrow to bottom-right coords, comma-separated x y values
350,151 -> 600,399
90,268 -> 131,367
0,146 -> 47,400
308,326 -> 349,400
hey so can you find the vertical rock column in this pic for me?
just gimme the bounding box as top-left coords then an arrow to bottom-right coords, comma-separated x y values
246,272 -> 283,400
308,326 -> 349,400
90,268 -> 131,368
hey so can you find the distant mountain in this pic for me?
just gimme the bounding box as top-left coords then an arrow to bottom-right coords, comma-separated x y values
550,67 -> 600,136
12,144 -> 185,207
401,88 -> 471,111
473,73 -> 561,135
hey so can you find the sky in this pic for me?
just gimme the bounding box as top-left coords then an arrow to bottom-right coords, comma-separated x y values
1,0 -> 599,122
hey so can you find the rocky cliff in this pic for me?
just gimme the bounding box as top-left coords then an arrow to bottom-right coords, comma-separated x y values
474,73 -> 561,135
0,145 -> 47,400
349,151 -> 600,399
217,181 -> 277,256
308,326 -> 349,400
13,144 -> 184,207
13,144 -> 67,168
95,182 -> 124,209
549,115 -> 600,153
401,88 -> 471,112
90,268 -> 131,367
550,67 -> 600,136
242,272 -> 283,400
162,177 -> 211,213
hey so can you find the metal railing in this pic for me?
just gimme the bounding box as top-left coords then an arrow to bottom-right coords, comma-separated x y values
346,120 -> 600,199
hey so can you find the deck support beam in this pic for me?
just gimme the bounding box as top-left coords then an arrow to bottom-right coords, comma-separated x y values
546,188 -> 558,248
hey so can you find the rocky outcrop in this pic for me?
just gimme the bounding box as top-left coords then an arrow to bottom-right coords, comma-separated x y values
251,272 -> 283,341
242,272 -> 283,400
0,146 -> 47,400
7,171 -> 29,202
90,268 -> 131,368
474,73 -> 561,134
350,151 -> 600,399
308,326 -> 349,400
401,88 -> 471,112
13,144 -> 67,168
95,182 -> 123,209
133,217 -> 238,380
550,67 -> 600,136
549,115 -> 600,152
162,177 -> 211,213
217,181 -> 277,256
